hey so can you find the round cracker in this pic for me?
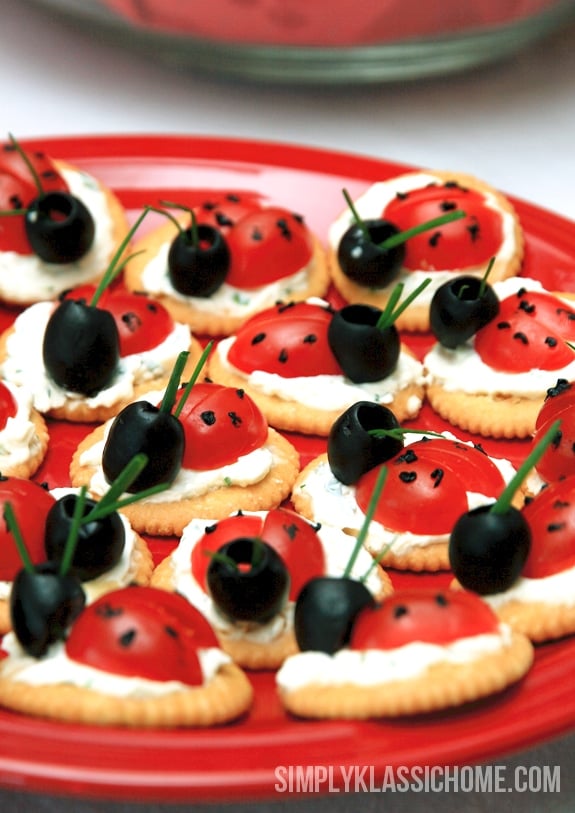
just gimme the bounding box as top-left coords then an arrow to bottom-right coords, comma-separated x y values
0,661 -> 253,728
279,631 -> 533,719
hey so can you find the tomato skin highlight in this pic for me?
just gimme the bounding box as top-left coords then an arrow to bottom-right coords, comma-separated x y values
227,301 -> 342,377
383,184 -> 503,271
350,588 -> 499,650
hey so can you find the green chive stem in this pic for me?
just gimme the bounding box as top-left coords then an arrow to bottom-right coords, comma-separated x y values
360,534 -> 398,583
173,341 -> 214,419
376,278 -> 432,330
9,134 -> 43,196
3,502 -> 34,573
368,427 -> 446,441
90,208 -> 151,307
478,256 -> 496,298
342,188 -> 370,240
490,419 -> 561,516
159,351 -> 190,414
343,466 -> 388,579
59,486 -> 87,576
379,210 -> 466,250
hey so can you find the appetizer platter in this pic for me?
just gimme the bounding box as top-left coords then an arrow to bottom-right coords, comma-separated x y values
0,134 -> 574,802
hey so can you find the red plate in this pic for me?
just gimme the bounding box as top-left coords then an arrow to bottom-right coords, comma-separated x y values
1,134 -> 575,803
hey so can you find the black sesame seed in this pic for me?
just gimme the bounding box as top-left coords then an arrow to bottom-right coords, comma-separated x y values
251,332 -> 266,345
513,332 -> 529,345
393,605 -> 408,618
430,468 -> 444,487
228,411 -> 242,427
119,629 -> 136,648
399,471 -> 417,483
201,410 -> 216,426
278,348 -> 289,363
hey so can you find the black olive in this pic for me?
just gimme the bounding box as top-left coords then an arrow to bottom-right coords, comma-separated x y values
294,576 -> 375,654
102,401 -> 185,492
167,224 -> 230,297
207,537 -> 289,623
10,561 -> 86,658
430,275 -> 499,348
449,504 -> 531,595
42,299 -> 120,395
44,494 -> 126,582
328,303 -> 400,383
337,219 -> 404,288
25,191 -> 95,264
327,401 -> 403,484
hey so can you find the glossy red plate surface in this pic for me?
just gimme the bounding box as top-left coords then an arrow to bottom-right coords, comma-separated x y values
1,134 -> 575,803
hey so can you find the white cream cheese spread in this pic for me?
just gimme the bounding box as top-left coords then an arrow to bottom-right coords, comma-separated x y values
276,623 -> 514,691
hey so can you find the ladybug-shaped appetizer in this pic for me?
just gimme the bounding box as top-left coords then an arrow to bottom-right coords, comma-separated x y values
292,429 -> 516,571
208,298 -> 427,436
0,586 -> 253,727
0,136 -> 129,306
328,170 -> 523,332
276,588 -> 533,719
69,380 -> 300,536
123,194 -> 330,336
461,475 -> 575,643
0,379 -> 49,479
151,507 -> 392,670
0,281 -> 203,423
424,278 -> 575,439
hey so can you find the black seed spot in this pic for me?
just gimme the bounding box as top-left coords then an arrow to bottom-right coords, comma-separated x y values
228,411 -> 242,427
430,468 -> 444,488
547,522 -> 566,533
283,523 -> 299,540
497,321 -> 511,330
440,200 -> 457,211
519,300 -> 535,314
216,212 -> 233,227
397,449 -> 418,464
165,626 -> 179,639
513,332 -> 529,345
393,605 -> 408,618
205,523 -> 218,534
278,348 -> 289,364
201,410 -> 216,425
95,603 -> 123,619
121,312 -> 142,333
236,389 -> 245,399
251,227 -> 263,242
429,232 -> 441,247
435,593 -> 449,606
119,629 -> 136,647
399,471 -> 417,483
467,221 -> 480,242
545,337 -> 558,347
303,334 -> 317,344
251,332 -> 266,345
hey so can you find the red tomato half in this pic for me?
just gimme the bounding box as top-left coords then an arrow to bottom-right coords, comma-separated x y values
350,589 -> 499,650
